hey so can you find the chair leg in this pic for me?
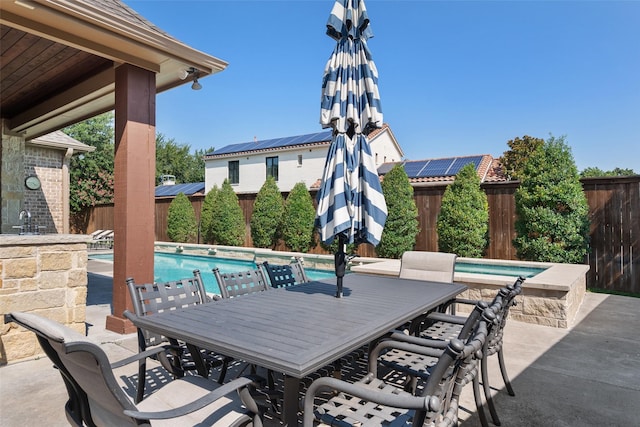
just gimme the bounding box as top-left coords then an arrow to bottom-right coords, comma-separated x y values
498,349 -> 515,396
472,371 -> 490,427
217,356 -> 233,384
482,355 -> 501,426
135,360 -> 146,403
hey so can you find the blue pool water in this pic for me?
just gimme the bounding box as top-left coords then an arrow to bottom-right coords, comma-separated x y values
89,252 -> 336,295
89,252 -> 545,294
455,262 -> 545,278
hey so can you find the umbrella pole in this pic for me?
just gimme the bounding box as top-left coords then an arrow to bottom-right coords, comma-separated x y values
335,234 -> 346,298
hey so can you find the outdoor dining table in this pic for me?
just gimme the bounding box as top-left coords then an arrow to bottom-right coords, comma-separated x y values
127,273 -> 466,426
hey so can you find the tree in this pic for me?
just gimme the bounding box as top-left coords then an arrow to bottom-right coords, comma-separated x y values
580,167 -> 637,178
156,133 -> 211,184
281,182 -> 316,253
210,180 -> 245,246
376,164 -> 419,258
513,136 -> 590,263
250,177 -> 284,248
200,185 -> 219,244
500,135 -> 545,181
437,163 -> 489,257
166,192 -> 197,243
65,112 -> 115,214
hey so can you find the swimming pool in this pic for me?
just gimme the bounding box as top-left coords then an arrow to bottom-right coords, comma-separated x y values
89,252 -> 337,295
454,261 -> 545,278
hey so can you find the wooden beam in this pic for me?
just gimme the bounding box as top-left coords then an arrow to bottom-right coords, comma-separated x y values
106,64 -> 156,334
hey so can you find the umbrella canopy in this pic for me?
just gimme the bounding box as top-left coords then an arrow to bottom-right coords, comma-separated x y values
316,0 -> 387,296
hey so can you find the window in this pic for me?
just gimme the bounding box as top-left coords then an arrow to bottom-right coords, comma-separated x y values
228,160 -> 239,184
266,156 -> 279,181
298,154 -> 303,166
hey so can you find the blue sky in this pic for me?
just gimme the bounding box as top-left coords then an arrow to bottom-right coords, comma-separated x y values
127,0 -> 640,172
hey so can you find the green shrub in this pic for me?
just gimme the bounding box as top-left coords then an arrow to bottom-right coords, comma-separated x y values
437,163 -> 489,257
513,136 -> 590,263
250,177 -> 284,248
166,192 -> 197,243
211,180 -> 246,246
200,185 -> 219,244
281,182 -> 316,253
376,164 -> 419,258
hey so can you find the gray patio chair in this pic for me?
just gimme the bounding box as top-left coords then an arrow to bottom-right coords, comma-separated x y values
261,257 -> 310,288
386,277 -> 525,426
125,269 -> 232,403
399,251 -> 458,316
6,311 -> 263,427
399,251 -> 457,283
378,302 -> 497,427
5,312 -> 95,426
213,267 -> 270,299
302,316 -> 489,427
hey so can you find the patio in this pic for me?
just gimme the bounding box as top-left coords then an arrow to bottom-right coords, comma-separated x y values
1,259 -> 638,426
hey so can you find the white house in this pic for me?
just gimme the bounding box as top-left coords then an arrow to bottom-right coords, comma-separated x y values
204,124 -> 403,193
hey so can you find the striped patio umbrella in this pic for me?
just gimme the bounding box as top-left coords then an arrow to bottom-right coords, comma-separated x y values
316,0 -> 387,297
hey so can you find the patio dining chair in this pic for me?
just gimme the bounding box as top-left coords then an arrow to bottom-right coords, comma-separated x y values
377,303 -> 498,427
6,311 -> 264,427
125,270 -> 232,403
213,267 -> 270,299
386,277 -> 525,426
302,315 -> 489,427
261,257 -> 310,288
399,251 -> 458,316
399,251 -> 457,283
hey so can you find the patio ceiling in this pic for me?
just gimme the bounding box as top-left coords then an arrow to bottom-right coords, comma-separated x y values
0,0 -> 228,139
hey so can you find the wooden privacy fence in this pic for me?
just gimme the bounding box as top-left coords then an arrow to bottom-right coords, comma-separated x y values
79,176 -> 639,294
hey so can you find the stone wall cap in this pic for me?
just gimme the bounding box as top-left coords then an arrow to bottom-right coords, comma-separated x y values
0,234 -> 92,246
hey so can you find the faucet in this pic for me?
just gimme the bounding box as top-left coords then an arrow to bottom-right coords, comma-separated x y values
18,210 -> 33,233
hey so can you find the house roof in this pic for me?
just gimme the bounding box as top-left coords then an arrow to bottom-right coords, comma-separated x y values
155,182 -> 205,198
379,154 -> 505,184
204,123 -> 401,159
205,130 -> 333,159
0,0 -> 227,139
27,131 -> 95,153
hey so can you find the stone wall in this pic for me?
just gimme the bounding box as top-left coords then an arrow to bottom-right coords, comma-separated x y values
1,130 -> 25,234
0,235 -> 90,364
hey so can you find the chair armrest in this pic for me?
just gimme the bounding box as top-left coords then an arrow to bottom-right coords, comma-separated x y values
110,345 -> 174,370
123,376 -> 261,420
424,312 -> 469,326
302,375 -> 441,426
387,331 -> 448,348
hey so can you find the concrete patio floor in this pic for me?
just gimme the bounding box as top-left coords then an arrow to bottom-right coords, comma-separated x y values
1,259 -> 639,426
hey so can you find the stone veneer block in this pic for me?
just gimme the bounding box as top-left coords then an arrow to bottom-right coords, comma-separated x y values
40,251 -> 73,271
0,234 -> 91,364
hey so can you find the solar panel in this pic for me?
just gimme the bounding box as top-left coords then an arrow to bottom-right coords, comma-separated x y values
418,158 -> 454,177
447,156 -> 484,176
377,162 -> 399,175
403,160 -> 429,178
211,131 -> 333,157
155,182 -> 205,197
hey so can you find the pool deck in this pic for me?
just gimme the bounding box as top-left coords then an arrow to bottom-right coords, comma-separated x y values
1,259 -> 639,426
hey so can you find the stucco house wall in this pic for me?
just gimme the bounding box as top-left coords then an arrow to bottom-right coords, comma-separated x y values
205,125 -> 403,194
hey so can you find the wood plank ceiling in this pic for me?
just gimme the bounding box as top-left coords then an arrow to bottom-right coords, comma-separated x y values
1,25 -> 113,131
